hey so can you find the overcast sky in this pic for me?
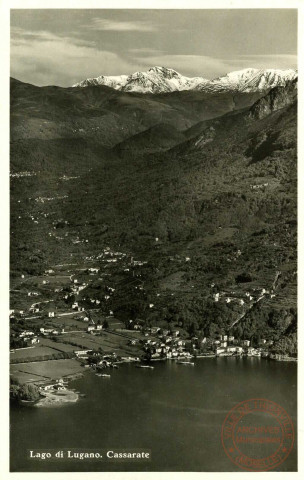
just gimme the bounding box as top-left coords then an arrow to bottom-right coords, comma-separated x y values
10,9 -> 297,87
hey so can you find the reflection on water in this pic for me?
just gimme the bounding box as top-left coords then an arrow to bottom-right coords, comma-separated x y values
10,357 -> 297,472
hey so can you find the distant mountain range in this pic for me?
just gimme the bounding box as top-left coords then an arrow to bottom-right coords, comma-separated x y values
73,66 -> 297,94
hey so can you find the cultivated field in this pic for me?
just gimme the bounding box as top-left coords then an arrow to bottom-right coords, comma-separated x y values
11,359 -> 84,383
10,345 -> 59,360
58,330 -> 142,356
39,337 -> 76,352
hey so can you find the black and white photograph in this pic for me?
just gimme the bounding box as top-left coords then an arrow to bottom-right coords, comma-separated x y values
5,1 -> 300,475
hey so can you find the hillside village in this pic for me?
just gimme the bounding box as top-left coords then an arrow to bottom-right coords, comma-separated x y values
10,235 -> 295,393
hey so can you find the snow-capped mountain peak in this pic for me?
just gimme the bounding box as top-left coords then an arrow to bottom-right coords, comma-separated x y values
72,67 -> 297,94
148,66 -> 180,77
208,68 -> 297,92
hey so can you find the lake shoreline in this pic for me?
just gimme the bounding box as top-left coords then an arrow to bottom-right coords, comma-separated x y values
11,354 -> 297,409
10,357 -> 297,472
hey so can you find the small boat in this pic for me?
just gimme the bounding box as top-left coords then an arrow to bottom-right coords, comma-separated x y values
136,365 -> 154,369
99,374 -> 111,377
176,361 -> 195,365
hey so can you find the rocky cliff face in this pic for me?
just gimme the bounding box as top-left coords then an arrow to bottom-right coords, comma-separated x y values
248,79 -> 297,120
166,79 -> 297,156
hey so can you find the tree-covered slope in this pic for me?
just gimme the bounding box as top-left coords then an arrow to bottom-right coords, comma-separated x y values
10,78 -> 297,354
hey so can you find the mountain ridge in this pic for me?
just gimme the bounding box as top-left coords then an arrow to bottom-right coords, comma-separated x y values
10,76 -> 268,148
112,79 -> 297,156
73,66 -> 297,94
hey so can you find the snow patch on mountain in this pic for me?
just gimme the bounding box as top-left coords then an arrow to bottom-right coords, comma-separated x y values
74,74 -> 128,89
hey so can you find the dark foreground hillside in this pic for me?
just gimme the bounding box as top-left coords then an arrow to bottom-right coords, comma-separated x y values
10,78 -> 297,356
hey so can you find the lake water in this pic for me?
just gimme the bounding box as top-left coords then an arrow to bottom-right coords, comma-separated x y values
10,357 -> 297,472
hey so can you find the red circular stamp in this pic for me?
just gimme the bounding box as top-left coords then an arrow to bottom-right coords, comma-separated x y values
221,398 -> 294,471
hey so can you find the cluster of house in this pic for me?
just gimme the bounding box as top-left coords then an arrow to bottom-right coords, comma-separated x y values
29,305 -> 40,313
126,326 -> 274,360
87,267 -> 99,274
71,301 -> 86,312
39,378 -> 67,392
34,195 -> 68,203
213,290 -> 254,305
74,349 -> 94,359
10,171 -> 36,178
72,280 -> 87,292
212,334 -> 272,357
212,286 -> 276,307
84,247 -> 147,272
40,327 -> 65,336
17,330 -> 40,344
10,309 -> 24,317
85,247 -> 127,265
140,328 -> 192,360
72,236 -> 88,245
29,307 -> 57,316
131,258 -> 147,267
12,244 -> 151,340
250,183 -> 269,190
45,269 -> 55,274
87,324 -> 103,334
74,350 -> 126,367
60,175 -> 79,181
